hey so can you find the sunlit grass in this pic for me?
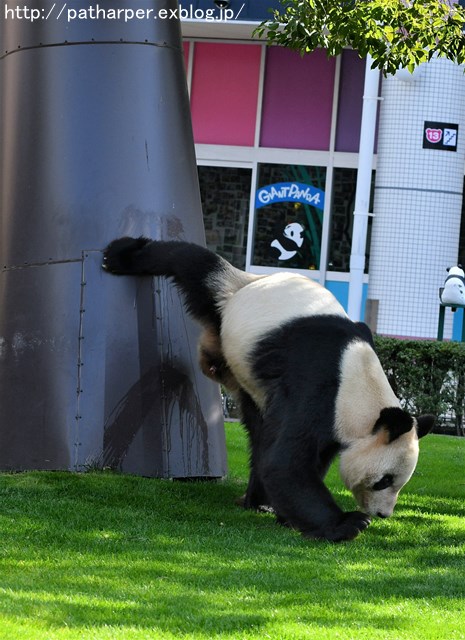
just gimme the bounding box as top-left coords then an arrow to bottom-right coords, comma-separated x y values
0,428 -> 464,639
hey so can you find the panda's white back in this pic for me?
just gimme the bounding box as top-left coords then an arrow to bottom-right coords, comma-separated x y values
220,272 -> 346,407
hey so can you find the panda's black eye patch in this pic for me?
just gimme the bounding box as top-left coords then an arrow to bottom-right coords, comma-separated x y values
372,474 -> 394,491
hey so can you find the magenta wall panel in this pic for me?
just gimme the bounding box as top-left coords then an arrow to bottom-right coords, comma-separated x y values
335,50 -> 365,152
260,48 -> 335,150
190,43 -> 261,146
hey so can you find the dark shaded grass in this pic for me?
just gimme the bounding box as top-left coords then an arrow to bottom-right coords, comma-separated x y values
0,427 -> 463,639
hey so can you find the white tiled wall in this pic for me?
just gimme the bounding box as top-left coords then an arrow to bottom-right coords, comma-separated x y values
368,57 -> 465,338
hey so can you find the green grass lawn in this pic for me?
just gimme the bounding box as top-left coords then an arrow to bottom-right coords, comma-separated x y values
0,425 -> 464,640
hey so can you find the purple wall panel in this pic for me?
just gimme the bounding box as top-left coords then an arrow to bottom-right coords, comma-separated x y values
260,48 -> 335,150
335,50 -> 365,153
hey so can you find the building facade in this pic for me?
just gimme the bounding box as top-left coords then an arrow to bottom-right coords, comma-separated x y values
181,0 -> 465,340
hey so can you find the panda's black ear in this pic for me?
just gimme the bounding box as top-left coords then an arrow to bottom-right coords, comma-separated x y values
373,407 -> 414,443
416,415 -> 435,439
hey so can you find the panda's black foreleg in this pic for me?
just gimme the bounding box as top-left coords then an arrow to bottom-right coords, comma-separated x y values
258,433 -> 370,542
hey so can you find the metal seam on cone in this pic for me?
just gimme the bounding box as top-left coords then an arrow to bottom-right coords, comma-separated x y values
1,40 -> 180,60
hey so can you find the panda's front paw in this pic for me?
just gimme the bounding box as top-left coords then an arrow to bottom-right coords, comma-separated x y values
332,511 -> 371,541
303,511 -> 371,543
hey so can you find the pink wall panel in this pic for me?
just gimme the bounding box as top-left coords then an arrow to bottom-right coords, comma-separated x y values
190,43 -> 261,146
260,48 -> 335,150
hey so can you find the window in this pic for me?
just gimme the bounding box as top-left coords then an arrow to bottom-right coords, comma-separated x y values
327,168 -> 374,273
252,163 -> 326,270
198,166 -> 252,270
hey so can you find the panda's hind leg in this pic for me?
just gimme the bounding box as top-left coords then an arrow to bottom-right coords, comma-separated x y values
198,326 -> 239,391
235,390 -> 272,512
197,331 -> 270,509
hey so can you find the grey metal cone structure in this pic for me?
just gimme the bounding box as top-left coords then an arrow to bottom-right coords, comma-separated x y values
0,1 -> 227,477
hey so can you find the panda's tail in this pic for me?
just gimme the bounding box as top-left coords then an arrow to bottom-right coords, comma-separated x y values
103,237 -> 258,329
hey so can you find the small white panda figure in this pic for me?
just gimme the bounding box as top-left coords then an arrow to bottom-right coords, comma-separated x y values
440,265 -> 465,307
103,237 -> 434,542
270,222 -> 305,261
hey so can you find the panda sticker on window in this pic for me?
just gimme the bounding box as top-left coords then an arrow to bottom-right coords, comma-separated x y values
253,176 -> 324,270
270,222 -> 305,261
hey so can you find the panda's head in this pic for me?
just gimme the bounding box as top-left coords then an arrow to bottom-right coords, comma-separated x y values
339,408 -> 434,518
447,265 -> 464,278
283,223 -> 304,248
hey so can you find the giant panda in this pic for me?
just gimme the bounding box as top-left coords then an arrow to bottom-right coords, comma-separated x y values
103,237 -> 434,542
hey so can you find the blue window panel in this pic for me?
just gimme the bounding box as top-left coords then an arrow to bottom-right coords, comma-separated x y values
325,281 -> 369,318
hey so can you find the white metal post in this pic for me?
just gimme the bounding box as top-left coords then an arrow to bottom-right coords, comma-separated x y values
347,54 -> 380,321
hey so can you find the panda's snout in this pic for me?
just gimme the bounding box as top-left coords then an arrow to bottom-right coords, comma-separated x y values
353,487 -> 396,519
364,504 -> 394,519
368,499 -> 395,519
